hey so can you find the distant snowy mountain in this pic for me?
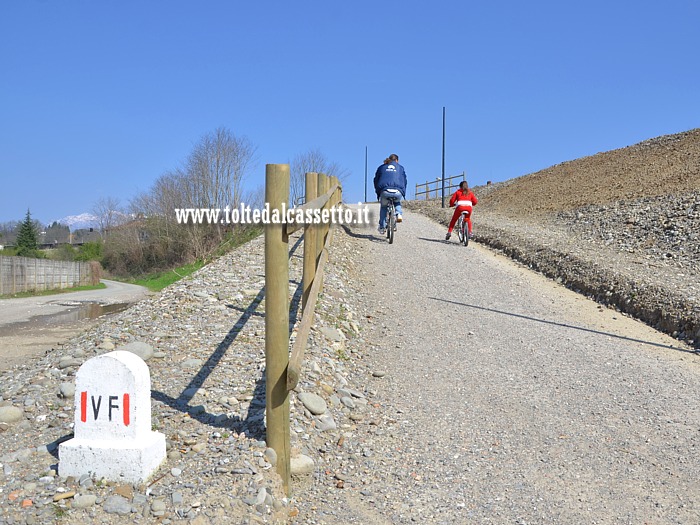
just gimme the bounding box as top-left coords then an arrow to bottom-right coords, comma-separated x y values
56,213 -> 99,230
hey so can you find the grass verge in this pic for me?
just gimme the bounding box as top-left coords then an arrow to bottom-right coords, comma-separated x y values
113,226 -> 263,292
129,261 -> 206,292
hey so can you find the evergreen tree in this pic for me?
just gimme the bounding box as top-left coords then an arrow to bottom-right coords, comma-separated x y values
16,209 -> 39,257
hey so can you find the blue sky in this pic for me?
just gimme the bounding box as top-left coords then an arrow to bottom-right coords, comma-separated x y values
1,0 -> 698,225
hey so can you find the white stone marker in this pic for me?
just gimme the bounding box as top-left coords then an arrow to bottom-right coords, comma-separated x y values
59,350 -> 166,483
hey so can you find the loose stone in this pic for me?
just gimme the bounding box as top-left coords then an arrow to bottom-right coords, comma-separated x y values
103,495 -> 132,515
73,494 -> 97,508
290,455 -> 315,475
0,406 -> 23,424
298,392 -> 327,415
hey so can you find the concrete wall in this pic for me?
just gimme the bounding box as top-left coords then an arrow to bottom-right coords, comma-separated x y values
0,256 -> 97,295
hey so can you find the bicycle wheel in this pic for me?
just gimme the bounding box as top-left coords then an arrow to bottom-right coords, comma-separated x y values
387,205 -> 395,244
461,218 -> 469,246
456,216 -> 465,243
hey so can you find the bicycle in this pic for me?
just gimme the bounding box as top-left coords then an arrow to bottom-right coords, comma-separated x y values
386,198 -> 399,244
456,211 -> 470,246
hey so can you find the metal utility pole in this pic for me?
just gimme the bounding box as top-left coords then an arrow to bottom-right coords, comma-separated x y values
441,107 -> 446,208
364,146 -> 368,203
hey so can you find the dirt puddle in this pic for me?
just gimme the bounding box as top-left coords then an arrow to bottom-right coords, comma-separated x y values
0,302 -> 130,371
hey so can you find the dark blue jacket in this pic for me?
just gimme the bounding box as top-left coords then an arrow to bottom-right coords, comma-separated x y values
374,161 -> 407,198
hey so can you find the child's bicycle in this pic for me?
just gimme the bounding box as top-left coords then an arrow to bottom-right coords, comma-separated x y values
456,211 -> 470,246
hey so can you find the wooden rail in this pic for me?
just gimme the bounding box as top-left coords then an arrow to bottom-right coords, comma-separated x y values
264,165 -> 341,495
286,229 -> 331,391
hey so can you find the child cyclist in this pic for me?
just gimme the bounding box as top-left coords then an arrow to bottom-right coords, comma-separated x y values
445,181 -> 478,241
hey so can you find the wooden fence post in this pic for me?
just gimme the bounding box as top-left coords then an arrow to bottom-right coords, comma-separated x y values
329,176 -> 335,207
316,173 -> 327,267
329,176 -> 339,248
318,174 -> 330,291
331,176 -> 340,207
302,172 -> 318,310
264,163 -> 291,495
322,174 -> 331,243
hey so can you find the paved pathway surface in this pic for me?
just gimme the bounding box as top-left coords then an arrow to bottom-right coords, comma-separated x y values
0,279 -> 148,326
0,280 -> 149,371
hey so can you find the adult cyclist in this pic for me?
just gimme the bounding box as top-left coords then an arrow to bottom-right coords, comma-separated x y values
373,153 -> 407,234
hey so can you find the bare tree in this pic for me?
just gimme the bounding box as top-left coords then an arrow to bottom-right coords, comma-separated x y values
92,197 -> 126,237
186,127 -> 257,210
244,184 -> 265,210
290,148 -> 349,204
129,171 -> 184,253
112,127 -> 260,272
0,221 -> 19,246
131,170 -> 188,220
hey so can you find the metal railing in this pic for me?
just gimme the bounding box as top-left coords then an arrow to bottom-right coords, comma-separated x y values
415,171 -> 465,200
264,165 -> 341,495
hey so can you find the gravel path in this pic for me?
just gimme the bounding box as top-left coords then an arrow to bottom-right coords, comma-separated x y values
407,192 -> 700,348
294,206 -> 700,524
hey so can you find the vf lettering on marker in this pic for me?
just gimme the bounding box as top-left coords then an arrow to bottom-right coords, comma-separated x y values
80,392 -> 131,426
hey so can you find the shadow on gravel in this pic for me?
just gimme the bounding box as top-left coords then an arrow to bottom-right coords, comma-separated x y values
45,434 -> 74,460
150,236 -> 305,440
151,288 -> 268,438
417,236 -> 466,245
289,279 -> 303,329
430,297 -> 695,354
339,224 -> 386,243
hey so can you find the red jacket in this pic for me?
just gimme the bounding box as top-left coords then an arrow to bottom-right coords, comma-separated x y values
449,188 -> 477,208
